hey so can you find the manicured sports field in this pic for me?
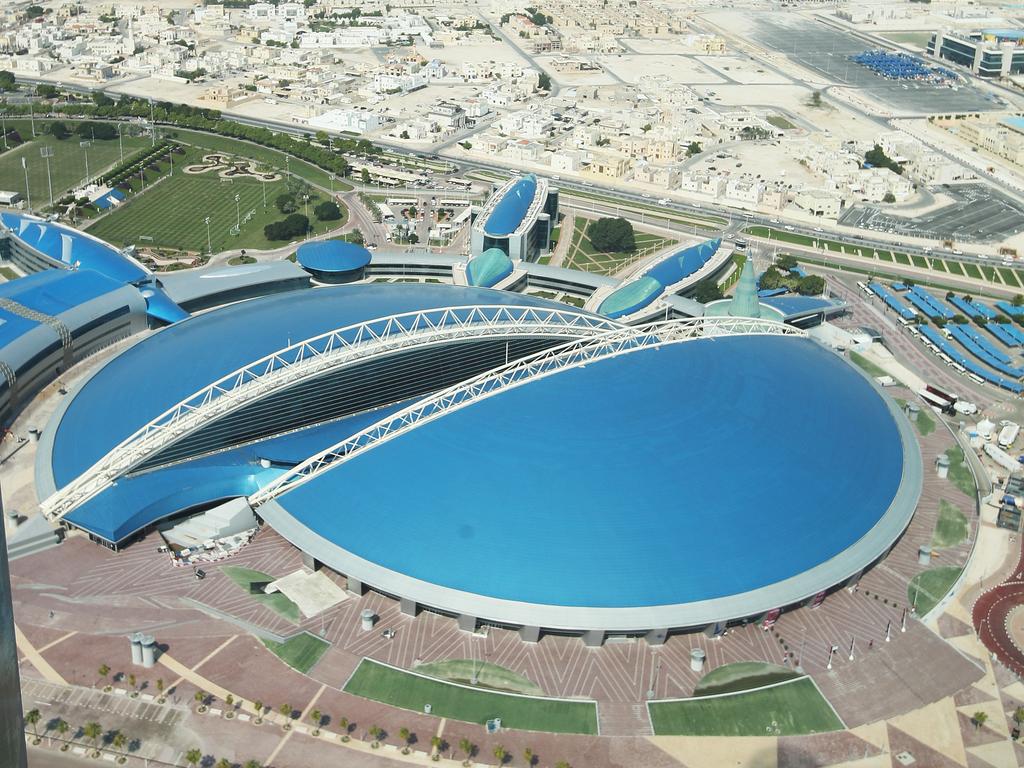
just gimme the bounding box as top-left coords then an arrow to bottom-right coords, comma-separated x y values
0,129 -> 149,205
85,150 -> 346,252
344,659 -> 598,734
648,677 -> 843,736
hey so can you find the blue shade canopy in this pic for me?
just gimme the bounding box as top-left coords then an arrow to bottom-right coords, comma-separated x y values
296,241 -> 372,273
465,248 -> 514,288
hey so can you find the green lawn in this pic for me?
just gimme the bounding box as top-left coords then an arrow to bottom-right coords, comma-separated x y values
0,132 -> 150,206
964,263 -> 983,280
649,678 -> 842,736
693,663 -> 799,697
262,632 -> 329,674
915,407 -> 936,437
933,499 -> 968,548
944,445 -> 977,497
766,115 -> 796,130
412,660 -> 543,696
85,152 -> 346,253
848,351 -> 889,379
344,659 -> 598,734
219,565 -> 301,623
999,267 -> 1021,287
564,220 -> 676,276
909,566 -> 962,615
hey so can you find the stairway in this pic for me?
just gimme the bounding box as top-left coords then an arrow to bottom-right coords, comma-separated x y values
597,701 -> 654,737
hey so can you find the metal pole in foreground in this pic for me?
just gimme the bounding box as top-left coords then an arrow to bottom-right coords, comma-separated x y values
21,157 -> 30,211
204,216 -> 211,254
40,146 -> 53,206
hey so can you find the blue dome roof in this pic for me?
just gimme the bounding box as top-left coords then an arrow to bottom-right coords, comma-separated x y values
275,335 -> 909,609
296,240 -> 372,273
484,175 -> 538,237
465,248 -> 514,288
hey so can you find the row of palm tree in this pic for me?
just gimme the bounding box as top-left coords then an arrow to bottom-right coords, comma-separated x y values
184,749 -> 262,768
25,713 -> 136,763
96,665 -> 169,701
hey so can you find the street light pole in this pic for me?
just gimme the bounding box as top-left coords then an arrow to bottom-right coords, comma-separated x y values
21,157 -> 30,211
204,216 -> 212,254
149,99 -> 155,147
40,146 -> 53,207
80,140 -> 91,184
235,193 -> 241,231
1,113 -> 7,150
118,122 -> 123,163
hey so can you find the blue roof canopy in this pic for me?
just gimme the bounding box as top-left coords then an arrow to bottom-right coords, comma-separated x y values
0,269 -> 125,316
296,240 -> 372,273
465,248 -> 514,288
484,175 -> 538,237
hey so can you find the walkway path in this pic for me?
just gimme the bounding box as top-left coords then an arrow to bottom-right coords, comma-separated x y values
15,623 -> 67,685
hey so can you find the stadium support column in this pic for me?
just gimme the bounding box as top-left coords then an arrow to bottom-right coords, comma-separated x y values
582,629 -> 604,647
346,577 -> 366,596
0,516 -> 27,768
301,551 -> 320,571
518,625 -> 540,643
399,597 -> 418,617
645,628 -> 668,646
457,614 -> 476,632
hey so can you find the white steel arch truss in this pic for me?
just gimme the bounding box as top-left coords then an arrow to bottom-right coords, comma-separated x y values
249,316 -> 807,507
42,304 -> 623,521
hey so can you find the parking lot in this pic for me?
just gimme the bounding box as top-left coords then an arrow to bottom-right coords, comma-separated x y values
748,15 -> 999,113
840,184 -> 1024,243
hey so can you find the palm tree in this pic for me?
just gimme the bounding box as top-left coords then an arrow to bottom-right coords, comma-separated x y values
24,709 -> 40,744
185,748 -> 203,768
98,664 -> 110,689
1016,706 -> 1024,724
127,673 -> 136,694
83,722 -> 102,756
112,732 -> 127,764
369,724 -> 383,747
155,678 -> 165,701
430,734 -> 442,756
972,711 -> 989,729
555,762 -> 572,768
309,708 -> 322,735
194,691 -> 207,712
460,738 -> 475,766
523,747 -> 535,767
244,761 -> 261,768
55,718 -> 70,751
279,703 -> 292,729
253,700 -> 263,723
493,744 -> 508,765
399,726 -> 411,753
215,759 -> 231,768
337,715 -> 350,741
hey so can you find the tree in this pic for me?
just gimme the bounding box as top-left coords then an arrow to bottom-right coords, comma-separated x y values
56,719 -> 70,750
361,167 -> 371,185
25,709 -> 40,743
338,716 -> 350,740
524,747 -> 536,766
244,761 -> 262,768
253,700 -> 263,722
807,90 -> 823,108
98,664 -> 110,688
185,748 -> 203,768
369,724 -> 383,746
25,5 -> 45,18
275,192 -> 298,214
92,92 -> 114,107
310,708 -> 322,734
315,130 -> 329,145
555,762 -> 572,768
972,711 -> 988,729
1013,294 -> 1024,307
264,214 -> 309,241
1015,706 -> 1024,724
408,232 -> 419,244
641,123 -> 652,133
112,732 -> 127,763
400,130 -> 410,140
194,691 -> 207,712
215,759 -> 231,768
399,726 -> 412,753
693,279 -> 723,304
346,229 -> 365,245
686,141 -> 702,157
0,70 -> 16,91
83,722 -> 103,755
36,83 -> 58,98
430,734 -> 443,755
537,72 -> 552,91
314,200 -> 342,221
460,738 -> 475,764
588,217 -> 635,253
952,313 -> 969,325
775,253 -> 798,271
49,121 -> 70,140
493,744 -> 508,765
864,144 -> 902,175
155,678 -> 165,699
796,275 -> 825,296
279,703 -> 292,727
127,673 -> 136,693
883,191 -> 896,203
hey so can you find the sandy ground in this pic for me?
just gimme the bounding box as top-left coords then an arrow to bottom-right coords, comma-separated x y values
597,54 -> 725,85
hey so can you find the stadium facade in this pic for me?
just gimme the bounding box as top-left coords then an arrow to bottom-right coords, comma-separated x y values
470,174 -> 558,262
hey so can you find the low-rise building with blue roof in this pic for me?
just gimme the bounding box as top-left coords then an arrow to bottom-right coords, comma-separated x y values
0,269 -> 147,422
0,212 -> 187,325
470,174 -> 558,262
296,240 -> 372,283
